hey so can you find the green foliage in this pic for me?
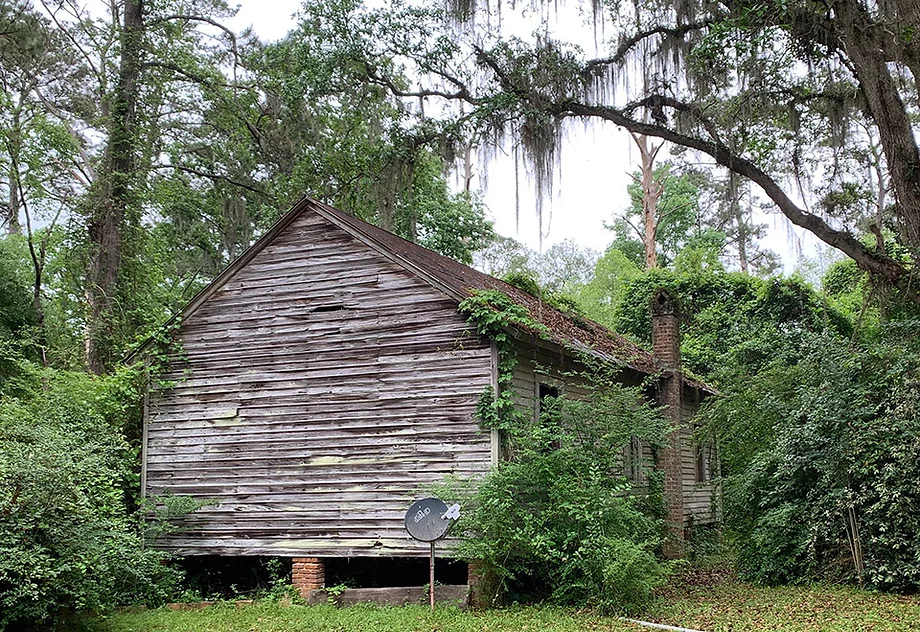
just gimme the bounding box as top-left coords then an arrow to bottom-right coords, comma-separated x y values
533,240 -> 599,295
0,365 -> 182,630
672,230 -> 726,275
611,269 -> 850,381
446,380 -> 669,613
502,270 -> 543,296
0,237 -> 35,338
703,329 -> 920,591
459,290 -> 548,432
475,235 -> 536,279
575,247 -> 644,326
78,602 -> 639,632
79,581 -> 920,632
456,289 -> 669,612
0,238 -> 37,385
398,153 -> 494,264
612,163 -> 706,267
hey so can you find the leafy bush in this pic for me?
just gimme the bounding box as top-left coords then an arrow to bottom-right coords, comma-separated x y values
704,329 -> 920,591
0,364 -> 181,630
447,376 -> 670,613
611,269 -> 851,381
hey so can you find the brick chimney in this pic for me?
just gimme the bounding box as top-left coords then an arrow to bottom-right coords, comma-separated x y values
650,288 -> 684,558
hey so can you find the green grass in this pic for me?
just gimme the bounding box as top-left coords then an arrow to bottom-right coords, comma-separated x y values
82,603 -> 638,632
82,579 -> 920,632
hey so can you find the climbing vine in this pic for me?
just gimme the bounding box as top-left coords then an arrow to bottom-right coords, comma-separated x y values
459,289 -> 550,432
130,317 -> 188,391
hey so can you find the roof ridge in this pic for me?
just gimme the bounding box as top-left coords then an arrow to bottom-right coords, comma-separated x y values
310,200 -> 661,376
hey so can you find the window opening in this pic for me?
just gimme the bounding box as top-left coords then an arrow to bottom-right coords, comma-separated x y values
538,382 -> 561,451
695,443 -> 711,483
627,436 -> 644,483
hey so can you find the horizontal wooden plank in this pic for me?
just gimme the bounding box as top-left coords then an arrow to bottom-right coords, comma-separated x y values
152,535 -> 462,558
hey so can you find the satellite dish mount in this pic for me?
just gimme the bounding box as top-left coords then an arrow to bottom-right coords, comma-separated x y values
404,497 -> 461,611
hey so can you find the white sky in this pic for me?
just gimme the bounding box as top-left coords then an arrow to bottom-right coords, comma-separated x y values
229,1 -> 822,270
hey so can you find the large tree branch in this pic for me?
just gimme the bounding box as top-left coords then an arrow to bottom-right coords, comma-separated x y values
559,99 -> 916,299
625,95 -> 723,144
834,0 -> 920,251
38,0 -> 104,87
363,60 -> 478,103
162,164 -> 271,198
32,87 -> 96,184
721,0 -> 920,250
583,19 -> 717,71
141,60 -> 247,90
147,14 -> 240,82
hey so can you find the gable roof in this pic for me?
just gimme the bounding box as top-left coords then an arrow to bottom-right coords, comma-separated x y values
132,196 -> 710,391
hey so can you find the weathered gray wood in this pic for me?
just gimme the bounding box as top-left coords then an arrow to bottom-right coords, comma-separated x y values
145,210 -> 492,557
307,585 -> 469,608
154,536 -> 462,557
140,371 -> 150,499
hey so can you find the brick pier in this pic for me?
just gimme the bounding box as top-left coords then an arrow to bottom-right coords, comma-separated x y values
291,557 -> 325,598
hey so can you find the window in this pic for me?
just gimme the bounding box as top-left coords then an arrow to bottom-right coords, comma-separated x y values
538,383 -> 559,405
537,383 -> 561,451
695,442 -> 713,483
627,436 -> 644,483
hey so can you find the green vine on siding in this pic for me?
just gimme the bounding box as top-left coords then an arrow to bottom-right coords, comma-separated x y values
459,289 -> 550,432
135,317 -> 187,390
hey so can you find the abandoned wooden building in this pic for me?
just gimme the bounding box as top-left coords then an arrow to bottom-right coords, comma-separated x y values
140,196 -> 717,599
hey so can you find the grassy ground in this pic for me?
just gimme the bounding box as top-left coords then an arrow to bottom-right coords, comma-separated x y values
83,603 -> 639,632
83,575 -> 920,632
646,571 -> 920,631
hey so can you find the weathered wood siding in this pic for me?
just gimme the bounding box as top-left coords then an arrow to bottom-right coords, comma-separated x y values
145,210 -> 493,557
508,341 -> 651,473
680,388 -> 719,525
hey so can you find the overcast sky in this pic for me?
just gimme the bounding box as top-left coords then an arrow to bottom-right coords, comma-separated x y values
228,1 -> 821,269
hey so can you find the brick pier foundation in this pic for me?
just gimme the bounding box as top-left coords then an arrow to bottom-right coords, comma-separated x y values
292,557 -> 325,598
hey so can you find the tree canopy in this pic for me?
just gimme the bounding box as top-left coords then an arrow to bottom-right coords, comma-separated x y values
326,0 -> 919,299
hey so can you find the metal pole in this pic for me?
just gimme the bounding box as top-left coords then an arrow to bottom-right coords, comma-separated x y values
429,541 -> 435,611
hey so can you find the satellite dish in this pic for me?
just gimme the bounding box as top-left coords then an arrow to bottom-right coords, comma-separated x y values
404,497 -> 451,542
404,497 -> 462,611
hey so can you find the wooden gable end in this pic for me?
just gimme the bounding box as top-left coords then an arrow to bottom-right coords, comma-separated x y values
144,209 -> 494,557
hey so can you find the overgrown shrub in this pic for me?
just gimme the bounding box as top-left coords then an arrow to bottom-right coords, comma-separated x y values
611,269 -> 851,380
704,328 -> 920,591
0,363 -> 181,631
446,376 -> 671,614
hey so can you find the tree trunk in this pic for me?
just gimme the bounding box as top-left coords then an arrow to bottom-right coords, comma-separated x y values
736,213 -> 749,273
836,0 -> 920,251
20,186 -> 52,368
463,143 -> 474,192
632,133 -> 664,269
85,0 -> 143,374
28,244 -> 47,367
6,104 -> 22,235
728,174 -> 749,273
